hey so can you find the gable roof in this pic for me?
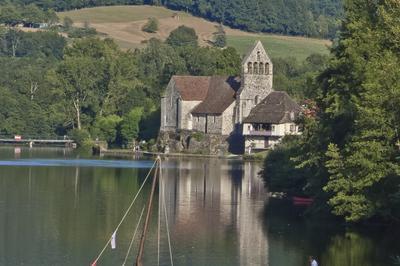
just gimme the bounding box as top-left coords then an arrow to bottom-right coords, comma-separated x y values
191,76 -> 241,115
172,76 -> 210,101
243,91 -> 302,124
241,40 -> 271,64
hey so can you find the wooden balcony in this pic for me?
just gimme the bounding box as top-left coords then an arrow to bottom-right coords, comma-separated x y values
246,130 -> 273,136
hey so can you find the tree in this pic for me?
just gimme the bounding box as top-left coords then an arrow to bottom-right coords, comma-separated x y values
120,107 -> 144,143
55,56 -> 101,130
166,25 -> 198,47
63,16 -> 73,31
142,17 -> 159,33
294,0 -> 400,222
92,115 -> 122,144
213,24 -> 226,48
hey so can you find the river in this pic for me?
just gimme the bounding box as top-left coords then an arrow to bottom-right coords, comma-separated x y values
0,147 -> 399,266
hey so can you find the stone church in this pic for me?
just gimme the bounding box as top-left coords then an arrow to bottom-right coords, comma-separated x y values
160,41 -> 301,154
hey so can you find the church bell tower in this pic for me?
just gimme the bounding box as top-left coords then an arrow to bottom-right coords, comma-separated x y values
235,40 -> 273,124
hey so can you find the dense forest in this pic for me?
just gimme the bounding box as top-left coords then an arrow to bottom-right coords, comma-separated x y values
263,0 -> 400,223
0,0 -> 343,38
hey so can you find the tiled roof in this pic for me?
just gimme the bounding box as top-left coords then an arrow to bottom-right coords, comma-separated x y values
191,76 -> 241,114
172,76 -> 210,101
243,91 -> 302,124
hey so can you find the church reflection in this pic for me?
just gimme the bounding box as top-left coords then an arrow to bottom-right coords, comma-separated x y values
161,158 -> 268,265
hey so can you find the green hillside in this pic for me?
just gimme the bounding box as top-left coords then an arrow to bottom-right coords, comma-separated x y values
59,6 -> 331,61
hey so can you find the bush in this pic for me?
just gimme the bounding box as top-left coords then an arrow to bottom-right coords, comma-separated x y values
69,128 -> 90,147
142,17 -> 158,33
191,131 -> 205,141
166,25 -> 198,47
68,27 -> 97,38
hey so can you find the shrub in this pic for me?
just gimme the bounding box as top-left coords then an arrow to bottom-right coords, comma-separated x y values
69,128 -> 90,147
142,17 -> 159,33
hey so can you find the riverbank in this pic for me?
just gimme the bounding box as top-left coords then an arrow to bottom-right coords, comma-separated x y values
101,148 -> 245,160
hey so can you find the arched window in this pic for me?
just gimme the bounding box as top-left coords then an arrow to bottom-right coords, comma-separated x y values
259,62 -> 264,75
253,62 -> 258,74
247,62 -> 253,74
257,51 -> 261,61
265,63 -> 270,75
255,95 -> 259,105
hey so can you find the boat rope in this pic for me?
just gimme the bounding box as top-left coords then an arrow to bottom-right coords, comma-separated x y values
157,166 -> 161,266
161,159 -> 174,266
122,204 -> 146,266
91,159 -> 157,266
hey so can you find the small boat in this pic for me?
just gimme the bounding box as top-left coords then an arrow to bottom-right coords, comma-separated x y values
292,196 -> 313,205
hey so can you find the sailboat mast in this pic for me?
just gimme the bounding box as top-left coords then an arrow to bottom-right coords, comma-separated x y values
135,157 -> 160,266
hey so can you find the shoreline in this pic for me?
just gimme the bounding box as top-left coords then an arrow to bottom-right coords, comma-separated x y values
101,149 -> 244,160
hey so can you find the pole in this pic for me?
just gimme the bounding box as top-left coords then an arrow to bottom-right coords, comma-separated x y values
135,157 -> 160,266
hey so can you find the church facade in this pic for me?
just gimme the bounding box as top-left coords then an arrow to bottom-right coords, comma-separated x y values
160,41 -> 301,153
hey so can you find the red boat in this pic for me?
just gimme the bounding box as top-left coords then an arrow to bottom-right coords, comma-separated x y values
292,196 -> 314,206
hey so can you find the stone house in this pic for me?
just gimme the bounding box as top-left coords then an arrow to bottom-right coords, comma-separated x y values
160,40 -> 301,154
242,91 -> 302,153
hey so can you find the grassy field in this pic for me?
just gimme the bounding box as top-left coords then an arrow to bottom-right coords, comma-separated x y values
58,5 -> 331,61
227,35 -> 330,60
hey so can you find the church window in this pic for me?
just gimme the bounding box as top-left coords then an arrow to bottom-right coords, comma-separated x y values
253,62 -> 258,74
265,63 -> 270,75
257,51 -> 261,61
213,116 -> 216,123
255,95 -> 259,105
247,62 -> 253,74
259,62 -> 264,75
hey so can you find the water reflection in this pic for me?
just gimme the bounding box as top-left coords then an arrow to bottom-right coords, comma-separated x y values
0,147 -> 399,266
161,158 -> 268,266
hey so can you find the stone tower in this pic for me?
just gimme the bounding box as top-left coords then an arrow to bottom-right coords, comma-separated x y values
235,41 -> 273,124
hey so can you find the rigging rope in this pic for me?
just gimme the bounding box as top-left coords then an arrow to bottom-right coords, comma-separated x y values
91,159 -> 158,266
157,163 -> 161,266
122,204 -> 146,266
161,159 -> 174,266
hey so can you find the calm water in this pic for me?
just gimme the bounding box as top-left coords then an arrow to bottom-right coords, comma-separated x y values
0,147 -> 399,266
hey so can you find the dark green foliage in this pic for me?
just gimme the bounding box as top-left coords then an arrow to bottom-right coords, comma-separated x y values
166,25 -> 198,47
67,27 -> 97,38
213,24 -> 226,48
265,0 -> 400,223
69,128 -> 90,146
0,29 -> 66,58
0,3 -> 58,26
262,136 -> 309,196
142,17 -> 158,33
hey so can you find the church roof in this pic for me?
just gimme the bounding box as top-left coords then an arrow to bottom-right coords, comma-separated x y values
191,76 -> 241,114
243,91 -> 302,124
172,76 -> 211,101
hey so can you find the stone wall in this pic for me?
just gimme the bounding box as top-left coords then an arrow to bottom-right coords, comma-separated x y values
158,130 -> 232,155
221,102 -> 235,135
180,100 -> 202,130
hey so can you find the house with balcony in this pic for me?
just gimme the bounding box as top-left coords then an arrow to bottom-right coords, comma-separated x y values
242,91 -> 302,153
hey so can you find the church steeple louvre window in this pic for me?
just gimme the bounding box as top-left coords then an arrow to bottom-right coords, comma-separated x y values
257,51 -> 261,61
247,62 -> 253,74
253,62 -> 258,74
259,62 -> 264,75
265,63 -> 270,75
